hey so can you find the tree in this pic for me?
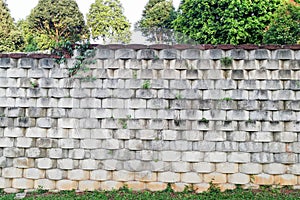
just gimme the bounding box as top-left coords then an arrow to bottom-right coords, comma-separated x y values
263,0 -> 300,44
173,0 -> 282,45
27,0 -> 88,50
87,0 -> 131,44
0,0 -> 23,52
135,0 -> 176,43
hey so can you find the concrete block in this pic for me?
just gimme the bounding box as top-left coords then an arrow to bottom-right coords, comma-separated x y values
181,172 -> 202,183
228,173 -> 249,184
216,163 -> 238,174
24,168 -> 45,179
2,167 -> 22,178
57,159 -> 74,170
251,132 -> 273,142
12,178 -> 34,189
240,163 -> 262,174
36,158 -> 53,169
90,170 -> 111,180
34,179 -> 56,190
158,172 -> 180,183
263,163 -> 286,175
204,152 -> 227,163
203,172 -> 227,184
13,157 -> 34,168
56,180 -> 78,190
146,182 -> 167,191
275,174 -> 297,185
79,180 -> 100,191
68,169 -> 89,181
251,153 -> 274,163
101,181 -> 123,191
228,152 -> 250,163
161,151 -> 181,161
113,170 -> 134,181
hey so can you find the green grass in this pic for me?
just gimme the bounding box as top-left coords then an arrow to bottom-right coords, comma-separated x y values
1,186 -> 300,200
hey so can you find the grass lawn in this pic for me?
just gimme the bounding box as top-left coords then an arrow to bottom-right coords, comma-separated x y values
1,185 -> 300,200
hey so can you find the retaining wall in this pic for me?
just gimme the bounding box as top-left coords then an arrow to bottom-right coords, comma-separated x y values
0,44 -> 300,192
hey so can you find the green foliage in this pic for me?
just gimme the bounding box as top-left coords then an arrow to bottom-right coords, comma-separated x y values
0,0 -> 23,52
136,0 -> 177,43
220,57 -> 233,67
263,0 -> 300,44
87,0 -> 131,44
173,0 -> 281,44
1,186 -> 300,199
27,0 -> 88,50
142,80 -> 151,89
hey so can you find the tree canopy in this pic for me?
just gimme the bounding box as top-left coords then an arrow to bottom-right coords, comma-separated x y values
173,0 -> 282,45
135,0 -> 176,43
263,0 -> 300,44
27,0 -> 87,49
87,0 -> 131,44
0,0 -> 23,52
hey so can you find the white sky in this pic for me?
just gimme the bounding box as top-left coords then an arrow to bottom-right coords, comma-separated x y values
6,0 -> 181,26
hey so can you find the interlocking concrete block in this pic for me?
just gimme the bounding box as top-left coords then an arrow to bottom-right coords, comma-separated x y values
5,127 -> 24,138
16,138 -> 33,148
275,132 -> 297,142
182,131 -> 203,141
240,163 -> 262,174
2,167 -> 22,178
150,161 -> 170,172
128,140 -> 143,150
275,49 -> 293,60
171,161 -> 190,173
136,130 -> 157,140
238,142 -> 261,153
57,98 -> 79,108
3,148 -> 24,158
68,169 -> 89,181
36,138 -> 53,148
228,131 -> 250,142
273,111 -> 296,121
79,118 -> 100,129
263,163 -> 286,175
48,148 -> 63,158
146,182 -> 167,191
181,172 -> 202,183
0,178 -> 11,188
274,153 -> 297,164
135,171 -> 157,182
12,178 -> 34,189
57,118 -> 79,129
58,139 -> 80,149
56,180 -> 78,190
79,180 -> 100,191
136,150 -> 154,161
36,158 -> 53,169
90,170 -> 111,180
204,152 -> 227,163
13,157 -> 34,168
251,49 -> 271,60
25,148 -> 46,158
263,142 -> 286,153
102,159 -> 122,170
24,168 -> 45,179
137,49 -> 156,60
113,170 -> 134,181
253,174 -> 274,185
46,169 -> 64,180
216,142 -> 238,152
290,164 -> 300,175
182,152 -> 204,162
0,138 -> 14,147
91,129 -> 113,139
216,163 -> 238,174
161,151 -> 181,162
7,68 -> 26,78
203,172 -> 227,184
228,173 -> 249,184
251,132 -> 273,142
158,172 -> 180,183
115,49 -> 136,59
275,174 -> 297,185
251,153 -> 274,163
80,159 -> 98,170
227,152 -> 250,163
57,159 -> 74,170
101,181 -> 123,191
34,179 -> 56,190
204,131 -> 226,141
261,121 -> 284,132
124,160 -> 147,172
193,141 -> 216,152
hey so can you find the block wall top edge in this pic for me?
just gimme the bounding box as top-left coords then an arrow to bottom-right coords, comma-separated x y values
0,44 -> 299,59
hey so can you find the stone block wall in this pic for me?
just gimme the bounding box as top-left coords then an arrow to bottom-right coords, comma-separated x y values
0,44 -> 300,192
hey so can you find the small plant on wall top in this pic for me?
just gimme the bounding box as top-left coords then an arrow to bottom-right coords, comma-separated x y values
52,40 -> 96,79
220,57 -> 232,67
